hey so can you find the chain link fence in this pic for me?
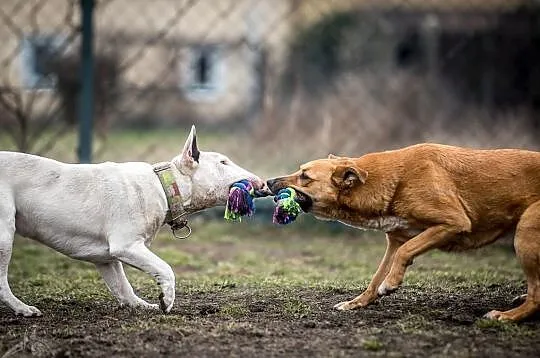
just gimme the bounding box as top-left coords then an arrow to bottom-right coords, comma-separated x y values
1,0 -> 539,174
0,0 -> 81,158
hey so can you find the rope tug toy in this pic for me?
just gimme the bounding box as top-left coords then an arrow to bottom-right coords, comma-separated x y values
273,188 -> 302,225
224,179 -> 256,222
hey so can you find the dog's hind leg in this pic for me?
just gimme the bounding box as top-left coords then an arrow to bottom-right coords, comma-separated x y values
0,197 -> 42,317
96,261 -> 158,310
109,238 -> 175,313
485,201 -> 540,322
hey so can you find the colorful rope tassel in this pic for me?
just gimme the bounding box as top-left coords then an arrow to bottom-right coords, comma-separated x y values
273,188 -> 302,225
224,179 -> 256,222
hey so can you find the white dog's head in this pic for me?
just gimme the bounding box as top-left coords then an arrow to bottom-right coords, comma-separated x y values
172,126 -> 269,211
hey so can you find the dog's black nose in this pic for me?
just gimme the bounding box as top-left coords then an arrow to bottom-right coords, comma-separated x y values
254,182 -> 273,197
266,178 -> 279,192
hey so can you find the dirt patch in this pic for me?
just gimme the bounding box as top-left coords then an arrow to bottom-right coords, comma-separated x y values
1,285 -> 539,358
3,224 -> 538,357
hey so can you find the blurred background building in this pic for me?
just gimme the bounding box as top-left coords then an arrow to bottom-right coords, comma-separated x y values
1,0 -> 539,176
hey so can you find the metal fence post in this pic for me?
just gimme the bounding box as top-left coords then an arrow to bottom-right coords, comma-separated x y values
78,0 -> 95,163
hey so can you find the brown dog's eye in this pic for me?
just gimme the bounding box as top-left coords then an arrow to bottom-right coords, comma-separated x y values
299,172 -> 310,180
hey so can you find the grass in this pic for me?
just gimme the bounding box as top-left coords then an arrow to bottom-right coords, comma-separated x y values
219,303 -> 249,319
283,298 -> 313,318
2,206 -> 539,357
362,338 -> 384,351
7,218 -> 524,300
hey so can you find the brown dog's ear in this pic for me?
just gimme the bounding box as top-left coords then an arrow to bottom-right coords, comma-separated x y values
332,165 -> 367,188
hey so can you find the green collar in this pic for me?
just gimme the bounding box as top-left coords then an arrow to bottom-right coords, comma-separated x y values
153,162 -> 190,238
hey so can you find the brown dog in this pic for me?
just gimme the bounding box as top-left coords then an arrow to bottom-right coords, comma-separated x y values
267,143 -> 540,322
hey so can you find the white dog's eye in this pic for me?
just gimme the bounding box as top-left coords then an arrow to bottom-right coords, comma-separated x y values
220,160 -> 228,165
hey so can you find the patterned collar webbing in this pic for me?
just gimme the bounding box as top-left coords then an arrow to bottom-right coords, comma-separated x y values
153,162 -> 186,229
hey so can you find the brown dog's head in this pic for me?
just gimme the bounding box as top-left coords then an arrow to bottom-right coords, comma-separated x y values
267,155 -> 368,219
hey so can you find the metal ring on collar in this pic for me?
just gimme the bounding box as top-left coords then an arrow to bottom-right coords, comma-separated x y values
172,224 -> 192,240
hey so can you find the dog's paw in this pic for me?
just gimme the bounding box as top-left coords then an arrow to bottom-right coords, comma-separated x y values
334,293 -> 377,310
134,297 -> 159,310
119,297 -> 159,310
333,300 -> 359,311
127,300 -> 159,310
483,310 -> 513,321
483,310 -> 504,321
142,302 -> 160,310
377,281 -> 398,296
14,305 -> 42,317
159,293 -> 174,314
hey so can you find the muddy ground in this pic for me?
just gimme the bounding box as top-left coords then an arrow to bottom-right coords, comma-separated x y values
1,220 -> 539,357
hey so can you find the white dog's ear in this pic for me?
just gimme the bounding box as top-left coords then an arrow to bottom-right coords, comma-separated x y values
180,125 -> 200,166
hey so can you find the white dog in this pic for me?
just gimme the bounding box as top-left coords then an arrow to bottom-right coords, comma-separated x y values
0,126 -> 268,317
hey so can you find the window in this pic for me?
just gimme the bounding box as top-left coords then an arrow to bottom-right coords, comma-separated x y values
20,35 -> 66,90
182,45 -> 223,99
395,32 -> 421,68
194,48 -> 211,87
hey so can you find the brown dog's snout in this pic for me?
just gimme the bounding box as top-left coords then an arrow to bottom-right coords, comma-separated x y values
266,178 -> 286,194
248,178 -> 272,197
266,178 -> 277,192
266,178 -> 277,189
255,182 -> 273,197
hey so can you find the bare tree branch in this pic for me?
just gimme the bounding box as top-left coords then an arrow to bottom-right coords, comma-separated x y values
0,91 -> 22,146
27,98 -> 64,152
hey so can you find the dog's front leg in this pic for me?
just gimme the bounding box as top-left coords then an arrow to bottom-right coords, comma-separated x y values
109,239 -> 175,313
96,261 -> 159,310
378,223 -> 468,295
334,233 -> 405,310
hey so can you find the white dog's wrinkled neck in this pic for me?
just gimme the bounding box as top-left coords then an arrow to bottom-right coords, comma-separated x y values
164,162 -> 195,212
